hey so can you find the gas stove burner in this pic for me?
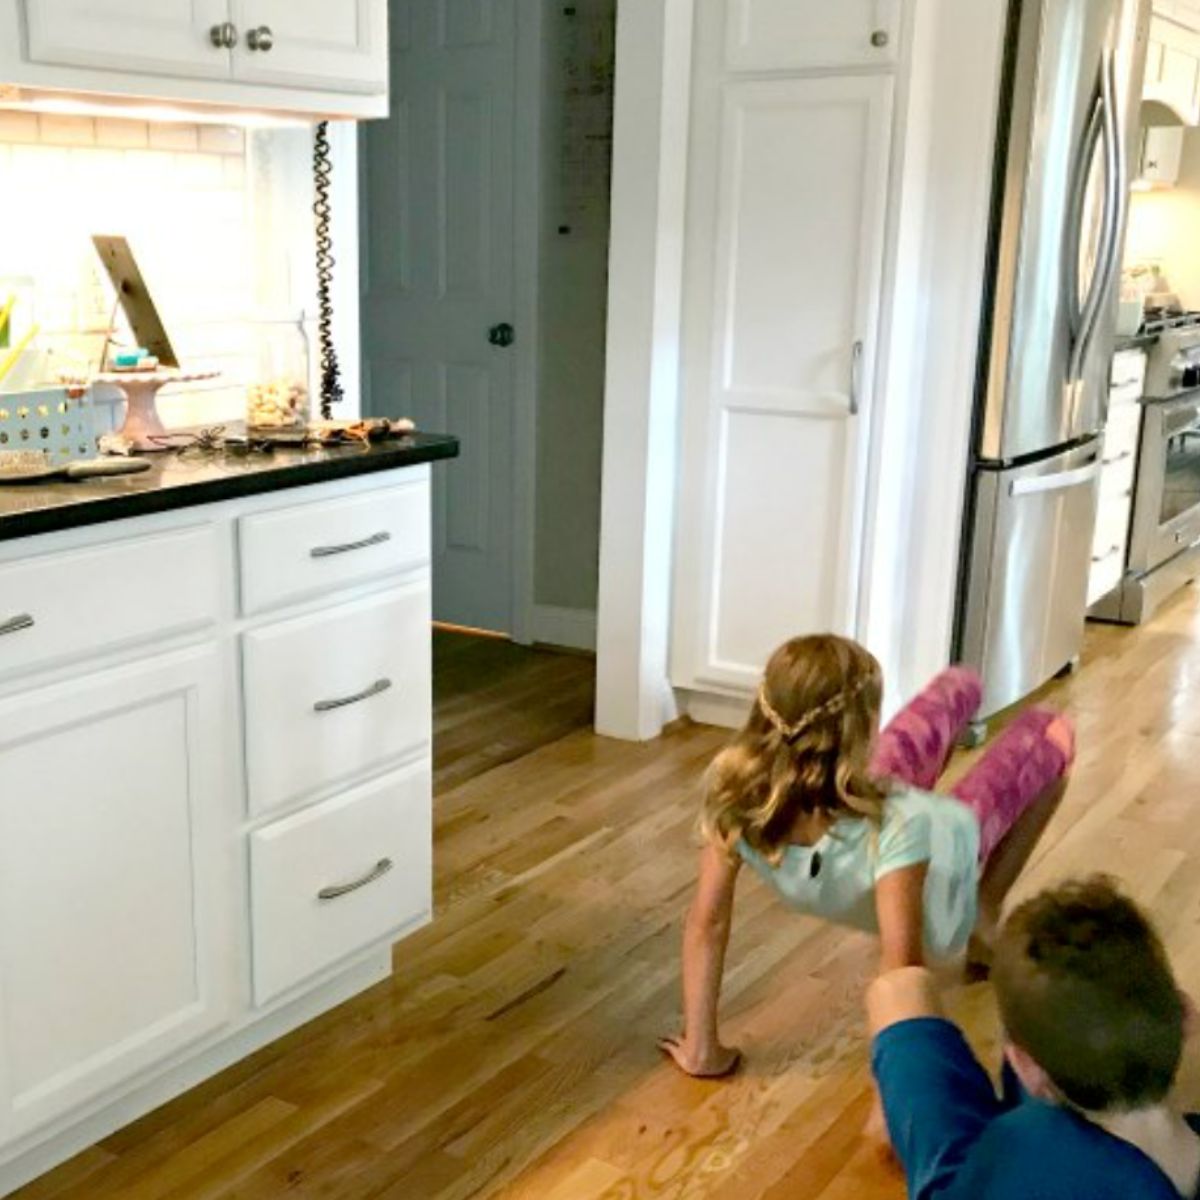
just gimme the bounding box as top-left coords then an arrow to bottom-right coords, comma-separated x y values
1141,309 -> 1200,335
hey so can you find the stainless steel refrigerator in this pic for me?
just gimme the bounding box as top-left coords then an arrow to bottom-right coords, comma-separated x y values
955,0 -> 1149,724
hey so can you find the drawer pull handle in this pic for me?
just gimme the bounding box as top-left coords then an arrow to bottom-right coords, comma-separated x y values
318,858 -> 394,901
0,613 -> 34,637
313,677 -> 393,713
1102,450 -> 1133,465
310,531 -> 391,558
1092,544 -> 1122,563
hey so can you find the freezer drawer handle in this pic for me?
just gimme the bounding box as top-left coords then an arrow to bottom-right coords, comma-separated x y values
313,677 -> 393,713
1009,461 -> 1100,498
0,613 -> 34,637
317,858 -> 394,902
310,530 -> 391,558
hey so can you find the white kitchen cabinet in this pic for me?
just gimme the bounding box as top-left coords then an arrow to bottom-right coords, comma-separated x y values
1138,124 -> 1185,186
0,464 -> 437,1194
229,0 -> 387,93
7,0 -> 387,118
1145,13 -> 1200,121
0,647 -> 233,1142
724,0 -> 899,71
23,0 -> 230,79
671,0 -> 893,703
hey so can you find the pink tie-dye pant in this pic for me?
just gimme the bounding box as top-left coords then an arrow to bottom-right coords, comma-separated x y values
869,667 -> 1072,864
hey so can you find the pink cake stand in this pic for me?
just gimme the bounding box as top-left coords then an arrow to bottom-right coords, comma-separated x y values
93,370 -> 220,452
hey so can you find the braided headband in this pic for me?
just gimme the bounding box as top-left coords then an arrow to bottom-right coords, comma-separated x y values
758,675 -> 874,742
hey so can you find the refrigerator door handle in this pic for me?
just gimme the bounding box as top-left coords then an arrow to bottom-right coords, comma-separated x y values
1064,95 -> 1103,344
1009,460 -> 1101,498
1069,45 -> 1123,385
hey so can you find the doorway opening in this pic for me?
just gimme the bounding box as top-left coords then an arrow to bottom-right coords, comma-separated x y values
360,0 -> 614,683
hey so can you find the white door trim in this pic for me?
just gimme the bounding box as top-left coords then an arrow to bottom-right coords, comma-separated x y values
594,0 -> 696,739
509,0 -> 543,646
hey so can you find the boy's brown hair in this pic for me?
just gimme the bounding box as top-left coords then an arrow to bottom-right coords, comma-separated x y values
992,875 -> 1184,1113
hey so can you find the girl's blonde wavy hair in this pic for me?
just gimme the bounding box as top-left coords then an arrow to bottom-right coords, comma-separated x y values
700,634 -> 888,864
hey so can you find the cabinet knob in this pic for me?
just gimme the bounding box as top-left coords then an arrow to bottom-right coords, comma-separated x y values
871,29 -> 890,48
488,322 -> 515,348
247,25 -> 275,52
209,21 -> 238,49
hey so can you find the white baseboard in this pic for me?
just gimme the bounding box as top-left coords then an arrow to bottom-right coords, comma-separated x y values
681,688 -> 752,730
531,605 -> 597,652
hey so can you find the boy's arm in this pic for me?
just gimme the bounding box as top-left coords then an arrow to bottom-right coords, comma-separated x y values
869,968 -> 1002,1199
659,840 -> 742,1077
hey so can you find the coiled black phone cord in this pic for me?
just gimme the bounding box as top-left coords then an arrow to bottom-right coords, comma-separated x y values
314,120 -> 343,419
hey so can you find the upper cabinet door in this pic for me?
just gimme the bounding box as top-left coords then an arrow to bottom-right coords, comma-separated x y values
22,0 -> 232,79
725,0 -> 899,71
230,0 -> 387,93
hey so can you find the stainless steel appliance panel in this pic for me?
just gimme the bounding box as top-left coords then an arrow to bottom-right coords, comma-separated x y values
979,0 -> 1148,462
1127,393 -> 1200,573
960,441 -> 1102,718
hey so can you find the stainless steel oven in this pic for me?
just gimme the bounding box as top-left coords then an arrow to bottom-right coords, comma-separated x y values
1127,392 -> 1200,575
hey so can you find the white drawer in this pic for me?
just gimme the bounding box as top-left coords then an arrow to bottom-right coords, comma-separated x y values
250,761 -> 432,1006
1098,451 -> 1135,502
1088,544 -> 1124,606
239,478 -> 430,615
1111,348 -> 1146,392
1103,404 -> 1142,463
0,526 -> 218,682
1092,493 -> 1132,560
243,582 -> 431,816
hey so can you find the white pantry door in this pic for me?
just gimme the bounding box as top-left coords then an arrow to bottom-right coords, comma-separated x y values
671,2 -> 894,696
361,0 -> 516,634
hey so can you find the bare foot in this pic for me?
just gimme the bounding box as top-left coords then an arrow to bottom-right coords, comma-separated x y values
657,1034 -> 742,1079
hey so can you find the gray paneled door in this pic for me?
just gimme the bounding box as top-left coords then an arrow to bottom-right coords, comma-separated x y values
361,0 -> 516,633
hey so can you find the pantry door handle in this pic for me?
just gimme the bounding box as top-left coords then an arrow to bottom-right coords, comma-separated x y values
313,677 -> 392,713
310,530 -> 391,558
317,858 -> 394,901
0,613 -> 34,637
849,340 -> 863,415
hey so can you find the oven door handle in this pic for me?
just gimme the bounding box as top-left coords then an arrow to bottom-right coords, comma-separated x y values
1009,461 -> 1101,497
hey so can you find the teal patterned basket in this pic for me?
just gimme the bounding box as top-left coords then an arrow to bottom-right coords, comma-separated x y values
0,388 -> 95,463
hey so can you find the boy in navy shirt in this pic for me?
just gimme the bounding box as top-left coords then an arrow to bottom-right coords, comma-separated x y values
870,875 -> 1200,1198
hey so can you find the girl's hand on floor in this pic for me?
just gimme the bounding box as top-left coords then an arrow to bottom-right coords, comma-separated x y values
657,1033 -> 741,1078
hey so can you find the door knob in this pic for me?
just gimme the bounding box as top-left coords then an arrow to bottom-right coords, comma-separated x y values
871,29 -> 889,47
488,323 -> 515,348
246,25 -> 274,52
210,22 -> 238,48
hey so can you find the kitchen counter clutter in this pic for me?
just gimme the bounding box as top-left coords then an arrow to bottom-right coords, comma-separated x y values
0,434 -> 456,1194
0,432 -> 459,542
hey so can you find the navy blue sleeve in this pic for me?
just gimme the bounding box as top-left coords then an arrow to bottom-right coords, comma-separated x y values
871,1017 -> 1003,1200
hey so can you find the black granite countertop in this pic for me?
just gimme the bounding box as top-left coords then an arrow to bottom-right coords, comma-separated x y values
0,432 -> 460,543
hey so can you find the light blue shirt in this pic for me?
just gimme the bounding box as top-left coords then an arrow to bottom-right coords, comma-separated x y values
735,788 -> 981,960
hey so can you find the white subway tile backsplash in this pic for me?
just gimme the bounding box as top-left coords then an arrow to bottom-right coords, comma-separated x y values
198,125 -> 246,156
147,122 -> 200,153
0,112 -> 38,144
37,115 -> 96,147
94,118 -> 150,150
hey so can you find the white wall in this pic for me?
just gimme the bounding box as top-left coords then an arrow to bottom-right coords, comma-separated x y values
0,112 -> 360,431
1126,128 -> 1200,304
533,0 -> 615,628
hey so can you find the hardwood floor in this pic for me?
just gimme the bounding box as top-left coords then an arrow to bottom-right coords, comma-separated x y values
21,600 -> 1200,1198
